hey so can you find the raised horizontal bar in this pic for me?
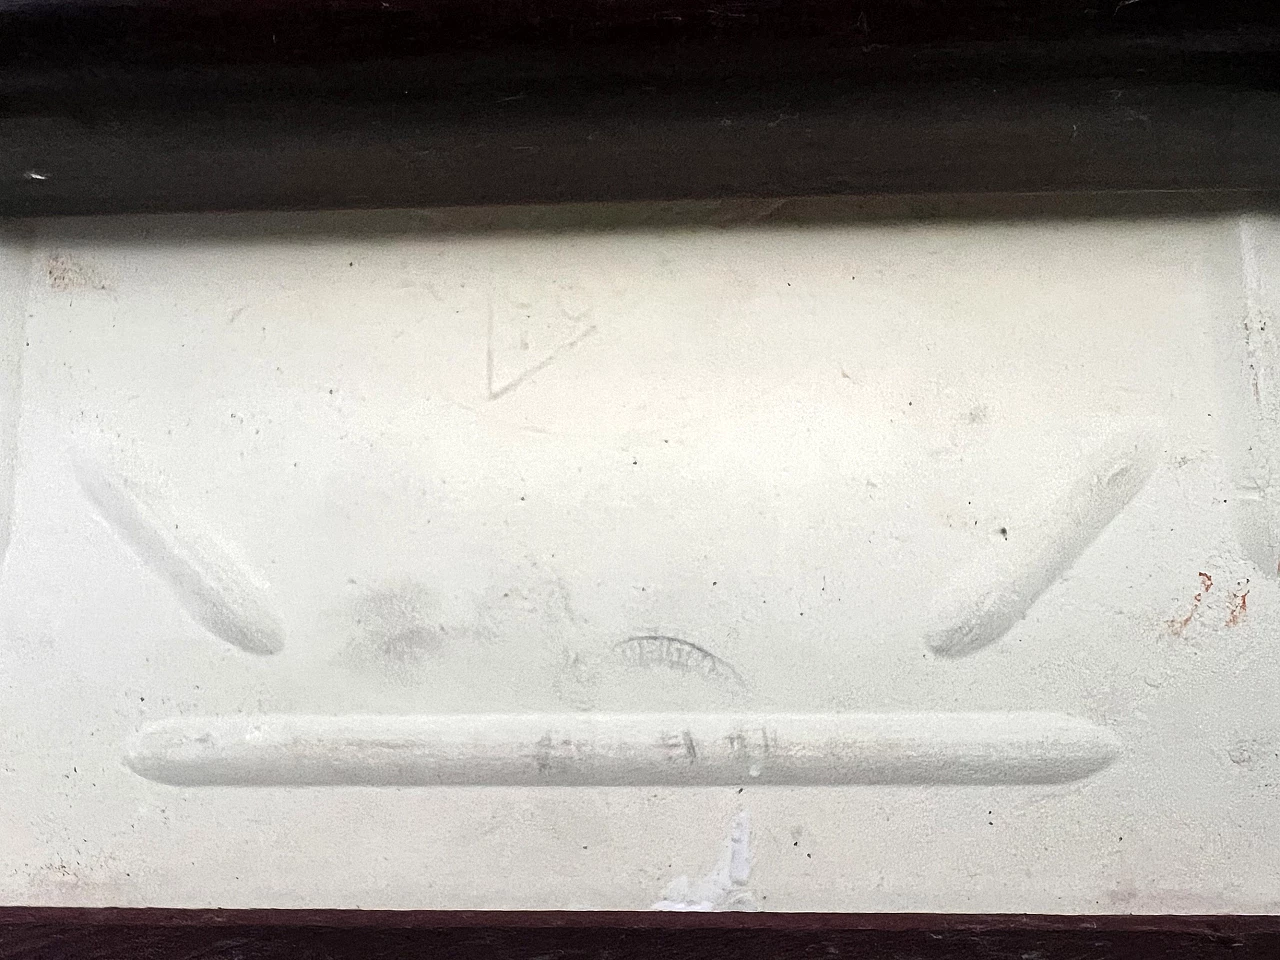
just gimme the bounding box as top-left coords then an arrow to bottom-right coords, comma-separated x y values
124,712 -> 1120,787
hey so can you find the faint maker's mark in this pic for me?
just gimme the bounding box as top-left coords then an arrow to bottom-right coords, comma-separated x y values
616,635 -> 747,689
73,454 -> 284,655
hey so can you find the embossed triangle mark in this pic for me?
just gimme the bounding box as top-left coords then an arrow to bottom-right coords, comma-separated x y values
486,286 -> 596,401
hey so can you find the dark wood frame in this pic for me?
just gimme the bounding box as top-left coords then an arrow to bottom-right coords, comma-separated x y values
3,0 -> 1280,214
2,910 -> 1280,958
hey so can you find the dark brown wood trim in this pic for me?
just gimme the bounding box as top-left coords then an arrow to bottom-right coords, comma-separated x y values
2,908 -> 1280,930
1,910 -> 1279,960
3,2 -> 1279,214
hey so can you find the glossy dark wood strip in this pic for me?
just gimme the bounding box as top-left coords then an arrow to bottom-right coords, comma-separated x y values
2,2 -> 1279,214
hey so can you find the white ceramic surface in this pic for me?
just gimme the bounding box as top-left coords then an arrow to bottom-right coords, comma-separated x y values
0,200 -> 1276,911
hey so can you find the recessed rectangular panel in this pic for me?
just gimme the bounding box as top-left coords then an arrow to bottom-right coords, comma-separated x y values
0,201 -> 1275,912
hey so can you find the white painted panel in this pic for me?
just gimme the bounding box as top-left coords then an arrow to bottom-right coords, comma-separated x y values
0,202 -> 1276,912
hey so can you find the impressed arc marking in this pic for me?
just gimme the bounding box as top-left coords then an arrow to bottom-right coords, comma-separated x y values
123,711 -> 1120,787
74,455 -> 284,654
925,431 -> 1156,658
616,635 -> 747,688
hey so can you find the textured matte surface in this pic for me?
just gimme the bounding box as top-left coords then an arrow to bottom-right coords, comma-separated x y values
0,199 -> 1278,911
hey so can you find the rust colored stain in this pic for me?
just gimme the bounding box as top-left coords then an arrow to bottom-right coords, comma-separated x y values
1227,585 -> 1250,627
1167,572 -> 1213,636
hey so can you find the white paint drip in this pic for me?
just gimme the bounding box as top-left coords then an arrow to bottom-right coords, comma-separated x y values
652,811 -> 758,912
